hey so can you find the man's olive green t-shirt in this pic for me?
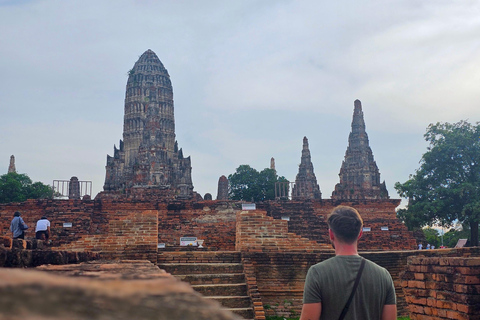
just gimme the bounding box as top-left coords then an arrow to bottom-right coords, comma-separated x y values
303,255 -> 396,320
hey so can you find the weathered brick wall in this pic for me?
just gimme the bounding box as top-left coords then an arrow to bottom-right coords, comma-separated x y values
157,201 -> 237,251
245,248 -> 480,318
0,199 -> 239,259
0,199 -> 158,261
58,208 -> 158,262
261,199 -> 417,251
401,254 -> 480,320
2,198 -> 415,256
0,237 -> 99,268
236,209 -> 332,252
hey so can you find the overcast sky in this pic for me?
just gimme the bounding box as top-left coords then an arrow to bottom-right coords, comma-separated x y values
1,0 -> 479,201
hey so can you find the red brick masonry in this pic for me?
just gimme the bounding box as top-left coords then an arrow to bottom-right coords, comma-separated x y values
401,255 -> 480,320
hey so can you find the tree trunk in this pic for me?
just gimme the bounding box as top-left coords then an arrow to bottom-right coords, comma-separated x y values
469,220 -> 479,247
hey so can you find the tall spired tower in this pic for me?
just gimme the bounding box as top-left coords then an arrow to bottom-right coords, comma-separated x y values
332,100 -> 388,200
104,49 -> 193,198
292,137 -> 322,200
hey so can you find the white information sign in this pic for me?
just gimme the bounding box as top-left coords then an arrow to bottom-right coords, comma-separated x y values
63,222 -> 72,228
242,203 -> 256,210
180,237 -> 197,246
381,226 -> 389,231
362,227 -> 371,232
157,243 -> 166,249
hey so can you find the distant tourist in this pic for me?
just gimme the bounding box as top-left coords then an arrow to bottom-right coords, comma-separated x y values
431,245 -> 435,250
418,243 -> 423,250
426,244 -> 431,250
10,211 -> 28,239
300,206 -> 396,320
35,216 -> 51,244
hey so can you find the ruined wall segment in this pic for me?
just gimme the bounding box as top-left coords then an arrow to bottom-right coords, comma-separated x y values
401,254 -> 480,319
332,100 -> 388,200
104,49 -> 193,199
262,199 -> 416,251
291,137 -> 322,200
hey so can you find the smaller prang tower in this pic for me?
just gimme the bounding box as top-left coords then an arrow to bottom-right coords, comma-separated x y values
332,100 -> 388,200
104,49 -> 193,198
292,137 -> 322,200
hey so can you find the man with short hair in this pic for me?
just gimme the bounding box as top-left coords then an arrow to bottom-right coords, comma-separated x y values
300,206 -> 397,320
10,211 -> 28,239
35,216 -> 51,244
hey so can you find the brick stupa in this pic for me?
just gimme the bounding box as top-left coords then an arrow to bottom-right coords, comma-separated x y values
292,137 -> 322,200
332,100 -> 388,200
104,50 -> 193,198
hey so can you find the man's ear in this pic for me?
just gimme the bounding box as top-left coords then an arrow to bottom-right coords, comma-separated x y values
329,229 -> 335,241
358,229 -> 363,240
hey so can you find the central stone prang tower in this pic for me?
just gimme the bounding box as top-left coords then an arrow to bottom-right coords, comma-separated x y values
332,100 -> 388,200
103,49 -> 194,199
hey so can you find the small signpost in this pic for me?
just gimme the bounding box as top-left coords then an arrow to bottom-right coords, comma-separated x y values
180,237 -> 197,246
455,239 -> 468,248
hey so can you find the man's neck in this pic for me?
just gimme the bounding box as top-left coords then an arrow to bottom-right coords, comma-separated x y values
334,242 -> 359,256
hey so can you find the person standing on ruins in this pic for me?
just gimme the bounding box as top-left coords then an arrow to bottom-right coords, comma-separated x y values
35,216 -> 51,244
10,211 -> 28,239
300,206 -> 397,320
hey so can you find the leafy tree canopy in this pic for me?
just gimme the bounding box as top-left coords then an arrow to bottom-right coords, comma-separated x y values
395,120 -> 480,246
228,165 -> 289,202
0,172 -> 53,203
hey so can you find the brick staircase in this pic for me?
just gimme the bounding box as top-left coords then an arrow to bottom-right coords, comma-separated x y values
157,251 -> 255,320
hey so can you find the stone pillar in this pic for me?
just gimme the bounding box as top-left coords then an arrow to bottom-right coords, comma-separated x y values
216,175 -> 228,200
8,155 -> 16,173
270,157 -> 275,171
69,177 -> 81,200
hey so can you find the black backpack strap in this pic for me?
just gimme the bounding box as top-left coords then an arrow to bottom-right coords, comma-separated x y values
338,257 -> 366,320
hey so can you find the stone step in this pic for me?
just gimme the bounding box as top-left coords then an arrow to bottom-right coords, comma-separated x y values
157,251 -> 242,264
175,273 -> 245,285
191,283 -> 248,297
224,307 -> 254,319
206,296 -> 252,308
159,263 -> 244,275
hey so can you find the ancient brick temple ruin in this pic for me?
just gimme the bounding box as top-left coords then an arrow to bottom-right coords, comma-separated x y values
104,49 -> 193,199
291,137 -> 322,200
2,50 -> 479,320
332,99 -> 389,200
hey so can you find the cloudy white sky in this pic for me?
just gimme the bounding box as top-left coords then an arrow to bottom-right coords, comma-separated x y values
1,0 -> 479,201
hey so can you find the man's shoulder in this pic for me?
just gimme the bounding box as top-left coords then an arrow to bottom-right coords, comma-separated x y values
311,255 -> 360,269
363,258 -> 388,271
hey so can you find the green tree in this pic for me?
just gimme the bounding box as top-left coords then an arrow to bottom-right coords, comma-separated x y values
395,120 -> 480,246
422,227 -> 440,248
228,165 -> 289,202
0,172 -> 53,203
